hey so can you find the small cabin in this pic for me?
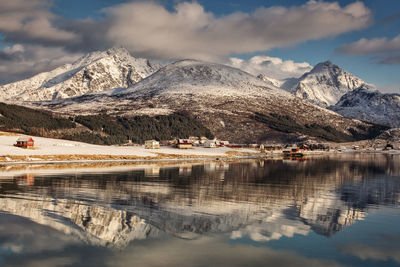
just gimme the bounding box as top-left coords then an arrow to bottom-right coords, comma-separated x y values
204,140 -> 217,148
145,140 -> 160,149
14,137 -> 34,149
177,139 -> 193,149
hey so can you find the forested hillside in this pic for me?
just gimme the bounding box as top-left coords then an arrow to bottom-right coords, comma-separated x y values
0,103 -> 213,145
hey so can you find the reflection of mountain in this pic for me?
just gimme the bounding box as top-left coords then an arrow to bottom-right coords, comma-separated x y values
0,154 -> 399,247
0,195 -> 161,248
298,195 -> 366,236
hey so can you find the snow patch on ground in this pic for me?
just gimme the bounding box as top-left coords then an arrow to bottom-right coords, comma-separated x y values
0,134 -> 254,158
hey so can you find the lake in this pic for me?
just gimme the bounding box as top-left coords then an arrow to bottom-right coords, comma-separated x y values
0,153 -> 399,266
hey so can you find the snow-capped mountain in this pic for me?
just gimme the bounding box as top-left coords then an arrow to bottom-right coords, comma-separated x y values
288,61 -> 372,107
113,59 -> 283,97
37,59 -> 381,143
329,87 -> 400,128
0,47 -> 162,102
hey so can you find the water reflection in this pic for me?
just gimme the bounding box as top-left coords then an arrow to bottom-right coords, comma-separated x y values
0,154 -> 399,266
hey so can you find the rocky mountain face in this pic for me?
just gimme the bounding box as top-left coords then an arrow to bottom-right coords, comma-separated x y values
0,47 -> 162,102
329,87 -> 400,128
288,61 -> 371,107
35,60 -> 384,143
376,128 -> 400,142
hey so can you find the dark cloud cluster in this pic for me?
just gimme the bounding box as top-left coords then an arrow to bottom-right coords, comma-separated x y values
0,0 -> 372,84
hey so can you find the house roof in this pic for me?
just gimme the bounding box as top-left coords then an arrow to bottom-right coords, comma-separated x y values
178,139 -> 192,144
16,137 -> 33,142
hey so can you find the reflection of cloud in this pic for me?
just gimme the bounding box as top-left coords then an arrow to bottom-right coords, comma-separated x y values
0,213 -> 344,267
107,236 -> 343,267
0,213 -> 79,256
231,210 -> 310,242
340,236 -> 400,263
18,257 -> 77,267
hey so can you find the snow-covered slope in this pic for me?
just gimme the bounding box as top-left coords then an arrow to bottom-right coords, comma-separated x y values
289,61 -> 372,107
329,87 -> 400,128
0,47 -> 161,101
256,74 -> 283,88
113,60 -> 285,98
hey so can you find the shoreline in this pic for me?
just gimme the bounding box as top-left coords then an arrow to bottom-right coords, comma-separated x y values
0,153 -> 270,166
0,150 -> 398,178
1,149 -> 398,167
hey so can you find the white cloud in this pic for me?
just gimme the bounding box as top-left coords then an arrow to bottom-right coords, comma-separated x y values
0,44 -> 82,84
378,83 -> 400,93
338,34 -> 400,55
105,1 -> 372,60
337,34 -> 400,64
227,55 -> 312,79
0,0 -> 78,43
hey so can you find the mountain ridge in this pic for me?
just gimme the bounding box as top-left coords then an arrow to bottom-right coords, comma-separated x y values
0,47 -> 162,102
329,87 -> 400,128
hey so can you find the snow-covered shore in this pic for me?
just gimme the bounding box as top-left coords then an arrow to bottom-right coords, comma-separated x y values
0,133 -> 259,162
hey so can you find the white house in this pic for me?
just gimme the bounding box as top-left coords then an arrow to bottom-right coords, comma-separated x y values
204,140 -> 217,148
145,140 -> 160,149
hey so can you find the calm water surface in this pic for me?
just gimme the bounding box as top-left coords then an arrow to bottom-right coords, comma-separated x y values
0,154 -> 399,266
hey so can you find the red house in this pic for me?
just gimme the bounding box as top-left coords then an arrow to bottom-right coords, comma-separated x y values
176,139 -> 193,149
14,137 -> 34,149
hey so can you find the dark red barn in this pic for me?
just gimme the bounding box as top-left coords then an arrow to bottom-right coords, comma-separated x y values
14,137 -> 34,149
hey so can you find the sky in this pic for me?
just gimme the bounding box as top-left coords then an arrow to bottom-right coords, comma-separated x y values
0,0 -> 399,93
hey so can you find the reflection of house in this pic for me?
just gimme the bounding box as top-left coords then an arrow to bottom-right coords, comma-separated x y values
15,174 -> 35,186
179,165 -> 192,175
177,139 -> 193,149
14,137 -> 34,148
144,166 -> 160,177
283,147 -> 299,154
145,140 -> 160,149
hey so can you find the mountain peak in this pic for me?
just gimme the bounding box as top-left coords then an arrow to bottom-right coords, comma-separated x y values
310,60 -> 339,74
290,61 -> 371,107
105,46 -> 131,57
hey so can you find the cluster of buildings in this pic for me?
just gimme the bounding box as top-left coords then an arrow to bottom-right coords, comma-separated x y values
145,137 -> 230,149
